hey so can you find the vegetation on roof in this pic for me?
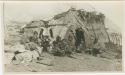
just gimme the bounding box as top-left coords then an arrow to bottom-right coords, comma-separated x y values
53,8 -> 105,25
78,10 -> 105,24
53,11 -> 68,20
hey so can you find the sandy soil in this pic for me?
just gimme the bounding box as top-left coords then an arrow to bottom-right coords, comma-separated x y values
4,52 -> 122,72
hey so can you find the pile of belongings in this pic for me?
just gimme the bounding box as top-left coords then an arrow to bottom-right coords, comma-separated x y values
11,41 -> 41,65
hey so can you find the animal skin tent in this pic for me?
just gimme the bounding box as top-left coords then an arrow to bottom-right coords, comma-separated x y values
22,8 -> 110,49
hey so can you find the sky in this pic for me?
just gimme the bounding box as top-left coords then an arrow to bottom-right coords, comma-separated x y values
4,1 -> 124,33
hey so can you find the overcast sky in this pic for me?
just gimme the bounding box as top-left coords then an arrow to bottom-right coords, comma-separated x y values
4,1 -> 124,33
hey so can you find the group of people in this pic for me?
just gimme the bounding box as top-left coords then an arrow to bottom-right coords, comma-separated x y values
51,36 -> 73,56
12,31 -> 50,64
27,30 -> 77,57
12,30 -> 103,64
12,30 -> 74,64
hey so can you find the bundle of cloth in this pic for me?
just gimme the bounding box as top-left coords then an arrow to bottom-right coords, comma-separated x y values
11,42 -> 42,65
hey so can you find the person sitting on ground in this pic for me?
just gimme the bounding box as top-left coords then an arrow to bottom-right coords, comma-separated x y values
51,36 -> 65,56
85,48 -> 93,55
62,39 -> 72,56
92,42 -> 101,57
42,36 -> 51,52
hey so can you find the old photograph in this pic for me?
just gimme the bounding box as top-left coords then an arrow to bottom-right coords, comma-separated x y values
3,1 -> 123,72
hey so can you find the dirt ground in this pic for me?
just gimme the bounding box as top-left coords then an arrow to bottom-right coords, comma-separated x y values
4,52 -> 122,72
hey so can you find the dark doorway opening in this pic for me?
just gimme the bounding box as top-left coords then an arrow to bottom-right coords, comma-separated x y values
75,28 -> 86,49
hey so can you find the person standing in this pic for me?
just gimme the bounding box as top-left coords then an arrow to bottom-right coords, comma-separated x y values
30,31 -> 39,44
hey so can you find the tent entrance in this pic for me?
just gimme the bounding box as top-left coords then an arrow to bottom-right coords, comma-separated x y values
75,28 -> 86,49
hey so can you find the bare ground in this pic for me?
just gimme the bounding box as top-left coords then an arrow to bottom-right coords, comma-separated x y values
4,52 -> 122,72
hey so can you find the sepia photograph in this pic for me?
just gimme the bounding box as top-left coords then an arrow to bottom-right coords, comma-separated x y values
3,1 -> 124,72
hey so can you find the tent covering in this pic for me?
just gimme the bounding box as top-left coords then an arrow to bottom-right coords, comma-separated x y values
22,8 -> 110,48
